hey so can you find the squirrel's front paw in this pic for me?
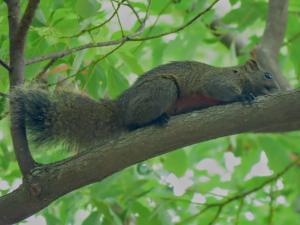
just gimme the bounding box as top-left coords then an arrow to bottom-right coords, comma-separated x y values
239,93 -> 256,105
152,113 -> 170,127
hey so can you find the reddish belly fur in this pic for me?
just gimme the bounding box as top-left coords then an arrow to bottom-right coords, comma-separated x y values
170,95 -> 223,115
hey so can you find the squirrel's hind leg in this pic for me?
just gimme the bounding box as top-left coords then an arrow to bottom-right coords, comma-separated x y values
119,77 -> 178,130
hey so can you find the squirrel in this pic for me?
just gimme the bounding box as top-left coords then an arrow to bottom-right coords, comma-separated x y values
11,59 -> 279,149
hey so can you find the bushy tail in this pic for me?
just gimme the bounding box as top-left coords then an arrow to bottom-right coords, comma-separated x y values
10,88 -> 121,149
11,88 -> 55,145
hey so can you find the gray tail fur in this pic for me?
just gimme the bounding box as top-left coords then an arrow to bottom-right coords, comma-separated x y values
10,88 -> 56,145
10,88 -> 121,149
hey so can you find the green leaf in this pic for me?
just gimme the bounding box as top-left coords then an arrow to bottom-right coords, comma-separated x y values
0,142 -> 11,170
94,200 -> 122,225
82,211 -> 101,225
0,96 -> 6,116
223,1 -> 267,30
75,0 -> 100,18
163,150 -> 188,177
229,0 -> 239,5
107,67 -> 129,98
119,52 -> 144,74
52,0 -> 64,10
130,201 -> 164,225
85,65 -> 107,99
34,9 -> 47,26
258,136 -> 291,172
231,148 -> 261,184
70,50 -> 86,76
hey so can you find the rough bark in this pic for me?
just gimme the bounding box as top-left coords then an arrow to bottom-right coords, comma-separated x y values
256,0 -> 290,90
1,90 -> 300,224
211,0 -> 290,90
6,0 -> 39,177
1,0 -> 296,224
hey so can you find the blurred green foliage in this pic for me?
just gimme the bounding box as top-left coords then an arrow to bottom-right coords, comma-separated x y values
0,0 -> 300,224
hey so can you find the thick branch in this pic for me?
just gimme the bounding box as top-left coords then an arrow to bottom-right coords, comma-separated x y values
6,0 -> 20,46
0,90 -> 300,224
256,0 -> 290,90
210,0 -> 290,90
6,0 -> 40,176
14,0 -> 40,47
260,0 -> 288,58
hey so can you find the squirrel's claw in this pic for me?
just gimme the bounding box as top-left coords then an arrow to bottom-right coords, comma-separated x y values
152,113 -> 170,127
239,93 -> 256,105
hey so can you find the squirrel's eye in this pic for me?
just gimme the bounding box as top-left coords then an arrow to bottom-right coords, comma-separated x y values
264,72 -> 273,79
233,70 -> 238,74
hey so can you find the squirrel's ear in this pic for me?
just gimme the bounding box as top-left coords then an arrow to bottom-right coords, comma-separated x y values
244,59 -> 259,72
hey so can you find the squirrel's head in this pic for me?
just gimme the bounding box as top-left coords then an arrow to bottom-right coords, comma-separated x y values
241,59 -> 280,95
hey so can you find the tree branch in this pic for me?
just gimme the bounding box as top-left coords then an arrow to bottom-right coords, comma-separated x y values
6,0 -> 40,176
128,0 -> 220,41
49,41 -> 125,87
209,0 -> 290,90
26,0 -> 219,65
110,0 -> 125,36
179,160 -> 296,224
260,0 -> 288,58
283,31 -> 300,46
0,59 -> 11,71
61,0 -> 126,38
15,0 -> 40,47
122,0 -> 143,24
256,0 -> 290,90
6,0 -> 20,46
34,58 -> 58,83
209,19 -> 246,56
0,90 -> 300,224
0,92 -> 8,97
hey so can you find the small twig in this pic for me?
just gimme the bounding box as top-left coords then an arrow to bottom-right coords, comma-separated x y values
61,0 -> 126,38
49,41 -> 125,87
26,0 -> 218,65
268,183 -> 275,225
282,31 -> 300,46
110,0 -> 125,36
82,42 -> 126,90
177,161 -> 296,225
130,0 -> 220,41
48,0 -> 152,86
159,196 -> 207,205
111,0 -> 142,21
208,206 -> 223,225
133,0 -> 172,53
234,199 -> 244,225
128,0 -> 151,38
209,20 -> 245,56
0,92 -> 8,97
124,0 -> 142,24
35,58 -> 58,81
0,59 -> 11,71
0,111 -> 9,121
